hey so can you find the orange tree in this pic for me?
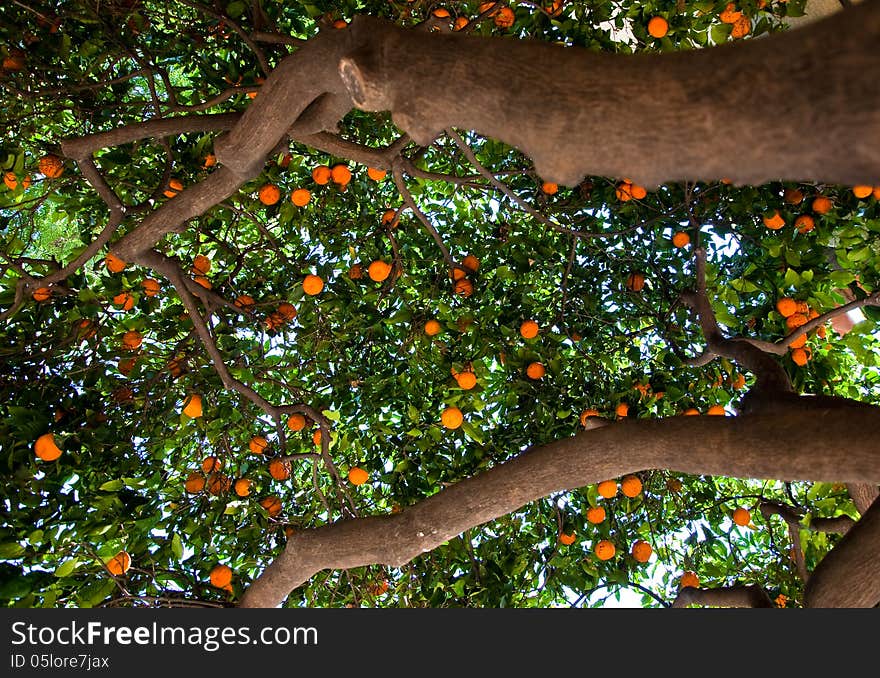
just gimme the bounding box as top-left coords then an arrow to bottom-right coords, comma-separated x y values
1,1 -> 879,609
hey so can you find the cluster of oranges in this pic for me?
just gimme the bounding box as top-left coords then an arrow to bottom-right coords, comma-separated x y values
719,3 -> 750,39
776,297 -> 823,366
762,190 -> 833,233
255,162 -> 370,209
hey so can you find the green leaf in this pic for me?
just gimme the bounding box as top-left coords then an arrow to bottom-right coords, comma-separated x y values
171,533 -> 184,560
98,479 -> 124,492
0,543 -> 25,559
54,559 -> 79,578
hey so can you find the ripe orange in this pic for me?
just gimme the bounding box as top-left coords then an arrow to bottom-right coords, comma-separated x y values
631,540 -> 652,563
269,458 -> 291,481
811,195 -> 832,214
630,184 -> 647,199
453,16 -> 469,30
671,231 -> 690,248
330,164 -> 351,185
206,472 -> 231,495
731,373 -> 746,390
312,165 -> 331,185
621,474 -> 642,497
626,272 -> 645,292
121,330 -> 142,351
105,253 -> 127,273
182,393 -> 203,418
732,507 -> 751,526
184,471 -> 206,493
234,478 -> 252,497
112,291 -> 135,311
707,404 -> 726,416
494,6 -> 515,27
783,188 -> 804,205
526,362 -> 545,379
441,406 -> 464,429
142,278 -> 160,296
594,540 -> 616,561
118,357 -> 137,376
34,433 -> 63,461
3,171 -> 17,190
278,302 -> 297,321
795,214 -> 814,234
586,506 -> 606,524
455,371 -> 477,390
731,15 -> 750,38
762,210 -> 785,230
258,183 -> 281,205
38,154 -> 64,178
348,264 -> 363,280
368,260 -> 392,282
647,16 -> 668,39
106,551 -> 132,576
597,480 -> 617,499
302,274 -> 324,295
260,495 -> 283,517
291,188 -> 311,206
579,408 -> 600,426
287,413 -> 307,431
453,278 -> 473,297
680,571 -> 700,589
558,531 -> 576,546
191,254 -> 210,275
249,436 -> 268,455
203,153 -> 217,168
367,167 -> 387,181
615,403 -> 629,418
209,564 -> 233,588
461,255 -> 480,273
32,287 -> 51,302
853,185 -> 873,199
776,297 -> 797,318
333,19 -> 348,29
163,178 -> 183,198
791,347 -> 810,366
719,3 -> 742,23
201,456 -> 222,473
312,429 -> 322,446
786,313 -> 808,330
541,181 -> 558,195
683,407 -> 700,416
432,8 -> 451,18
348,467 -> 369,485
381,209 -> 397,226
520,320 -> 539,339
424,319 -> 442,336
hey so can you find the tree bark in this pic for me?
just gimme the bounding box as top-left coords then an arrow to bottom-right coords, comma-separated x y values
804,495 -> 880,607
671,585 -> 774,608
239,405 -> 880,608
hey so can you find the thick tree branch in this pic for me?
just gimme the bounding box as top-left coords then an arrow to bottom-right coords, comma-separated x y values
671,585 -> 774,608
239,404 -> 880,607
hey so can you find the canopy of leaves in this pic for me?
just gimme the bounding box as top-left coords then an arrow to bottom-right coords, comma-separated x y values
1,0 -> 877,609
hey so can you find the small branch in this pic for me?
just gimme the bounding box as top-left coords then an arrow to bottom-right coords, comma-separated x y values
391,165 -> 454,268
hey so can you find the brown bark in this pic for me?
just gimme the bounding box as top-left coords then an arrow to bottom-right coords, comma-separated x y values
847,483 -> 880,515
805,495 -> 880,607
340,3 -> 880,187
239,404 -> 880,607
671,585 -> 774,608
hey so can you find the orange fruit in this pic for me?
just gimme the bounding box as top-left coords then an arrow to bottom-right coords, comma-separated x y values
192,275 -> 212,290
112,291 -> 135,311
348,264 -> 363,280
580,408 -> 600,426
201,456 -> 222,473
367,167 -> 387,181
209,564 -> 233,588
441,406 -> 464,429
707,404 -> 725,416
142,278 -> 160,296
786,313 -> 808,330
541,181 -> 558,195
616,181 -> 634,201
184,471 -> 206,493
519,320 -> 539,339
234,478 -> 252,497
182,393 -> 203,418
630,184 -> 647,199
666,477 -> 683,493
731,373 -> 746,389
260,496 -> 283,517
453,16 -> 469,30
34,433 -> 63,461
192,254 -> 211,274
278,302 -> 297,320
461,255 -> 480,273
312,429 -> 322,446
680,571 -> 700,589
558,531 -> 576,546
621,474 -> 642,497
368,260 -> 392,282
291,188 -> 311,206
795,214 -> 814,234
453,278 -> 473,297
206,472 -> 231,495
432,8 -> 450,18
615,403 -> 629,418
683,408 -> 700,416
118,357 -> 137,376
234,294 -> 255,310
348,467 -> 369,485
332,19 -> 348,29
672,231 -> 690,248
269,458 -> 291,481
791,347 -> 810,366
38,154 -> 64,178
732,507 -> 751,526
762,210 -> 785,230
594,540 -> 616,561
249,436 -> 268,455
731,15 -> 750,38
631,540 -> 652,563
106,551 -> 132,576
122,330 -> 142,350
312,165 -> 331,184
586,506 -> 606,524
3,171 -> 18,190
455,371 -> 477,390
494,6 -> 515,27
32,287 -> 51,302
163,178 -> 183,198
719,3 -> 742,23
302,274 -> 324,295
647,16 -> 668,39
287,413 -> 307,431
626,272 -> 645,292
526,362 -> 545,379
424,319 -> 442,336
381,209 -> 397,226
874,186 -> 880,200
258,183 -> 281,205
853,185 -> 873,199
105,253 -> 127,273
203,153 -> 217,168
776,297 -> 797,317
597,480 -> 617,499
811,195 -> 832,214
330,164 -> 351,185
783,188 -> 804,205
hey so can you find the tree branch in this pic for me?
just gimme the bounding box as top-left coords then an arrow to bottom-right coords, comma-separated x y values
671,585 -> 774,608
